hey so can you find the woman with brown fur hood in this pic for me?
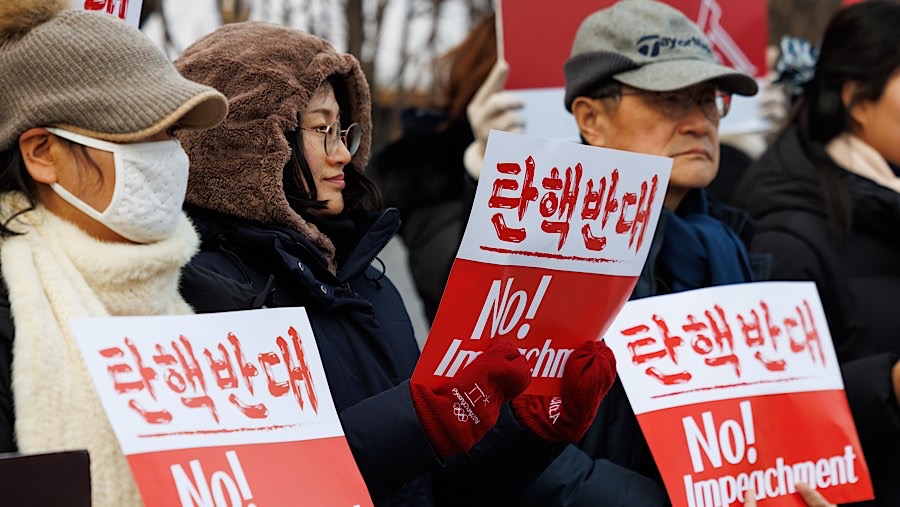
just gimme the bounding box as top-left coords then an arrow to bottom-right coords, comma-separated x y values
174,21 -> 609,506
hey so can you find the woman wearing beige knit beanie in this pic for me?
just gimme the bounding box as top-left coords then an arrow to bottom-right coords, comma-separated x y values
0,1 -> 227,505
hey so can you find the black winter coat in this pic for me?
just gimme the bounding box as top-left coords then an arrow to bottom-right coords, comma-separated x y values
180,205 -> 562,507
732,127 -> 900,506
733,127 -> 900,362
368,110 -> 477,323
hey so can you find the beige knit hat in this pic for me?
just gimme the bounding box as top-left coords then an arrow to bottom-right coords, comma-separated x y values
0,0 -> 228,151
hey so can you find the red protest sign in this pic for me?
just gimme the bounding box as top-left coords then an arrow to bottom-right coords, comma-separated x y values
605,282 -> 874,506
413,130 -> 671,396
128,440 -> 363,506
498,0 -> 769,138
73,308 -> 373,507
500,0 -> 767,90
79,0 -> 143,28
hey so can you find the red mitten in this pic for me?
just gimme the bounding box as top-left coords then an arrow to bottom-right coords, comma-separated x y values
512,340 -> 616,442
410,342 -> 531,459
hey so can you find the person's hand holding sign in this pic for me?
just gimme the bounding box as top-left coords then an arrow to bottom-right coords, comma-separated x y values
463,60 -> 525,180
511,340 -> 617,442
410,342 -> 531,458
743,482 -> 837,507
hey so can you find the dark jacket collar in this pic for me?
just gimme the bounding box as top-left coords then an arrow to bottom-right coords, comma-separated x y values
185,204 -> 400,283
736,126 -> 900,246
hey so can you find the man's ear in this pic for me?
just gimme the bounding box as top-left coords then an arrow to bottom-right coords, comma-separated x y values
571,97 -> 609,147
18,128 -> 61,185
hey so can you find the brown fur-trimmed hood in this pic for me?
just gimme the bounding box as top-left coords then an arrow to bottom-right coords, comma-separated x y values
175,22 -> 373,268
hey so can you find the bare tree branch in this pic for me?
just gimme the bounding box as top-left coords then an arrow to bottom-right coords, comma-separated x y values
217,0 -> 251,24
159,0 -> 176,55
282,0 -> 294,28
346,0 -> 365,65
364,0 -> 390,80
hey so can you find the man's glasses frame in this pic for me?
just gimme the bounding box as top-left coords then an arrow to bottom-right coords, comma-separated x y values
598,86 -> 732,122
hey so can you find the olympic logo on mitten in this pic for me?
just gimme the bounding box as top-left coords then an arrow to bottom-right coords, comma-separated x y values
451,387 -> 480,424
453,402 -> 469,422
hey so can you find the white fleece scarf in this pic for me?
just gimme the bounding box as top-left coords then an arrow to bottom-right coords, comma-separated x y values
0,199 -> 198,507
826,133 -> 900,194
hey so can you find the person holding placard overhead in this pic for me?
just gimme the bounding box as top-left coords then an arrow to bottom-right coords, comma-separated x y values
174,20 -> 618,506
0,1 -> 228,505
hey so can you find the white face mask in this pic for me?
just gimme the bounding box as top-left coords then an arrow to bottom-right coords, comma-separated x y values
45,127 -> 189,243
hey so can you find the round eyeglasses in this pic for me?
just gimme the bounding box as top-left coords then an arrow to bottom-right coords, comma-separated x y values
300,121 -> 361,156
619,87 -> 732,122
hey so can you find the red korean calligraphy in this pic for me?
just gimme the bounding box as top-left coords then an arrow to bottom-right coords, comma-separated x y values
489,158 -> 539,243
83,0 -> 129,20
622,299 -> 825,386
488,156 -> 658,253
204,332 -> 267,419
539,164 -> 581,249
96,326 -> 321,426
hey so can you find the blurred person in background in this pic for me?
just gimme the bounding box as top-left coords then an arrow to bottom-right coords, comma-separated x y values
368,13 -> 524,325
709,45 -> 791,205
732,2 -> 900,505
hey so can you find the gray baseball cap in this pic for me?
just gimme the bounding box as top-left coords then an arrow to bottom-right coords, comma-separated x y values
564,0 -> 758,111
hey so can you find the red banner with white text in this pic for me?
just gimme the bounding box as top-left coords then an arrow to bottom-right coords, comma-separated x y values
73,308 -> 372,507
605,282 -> 873,506
413,130 -> 672,395
128,439 -> 363,506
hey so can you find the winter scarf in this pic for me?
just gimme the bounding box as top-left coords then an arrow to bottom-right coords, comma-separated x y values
658,190 -> 753,292
0,196 -> 198,507
826,133 -> 900,194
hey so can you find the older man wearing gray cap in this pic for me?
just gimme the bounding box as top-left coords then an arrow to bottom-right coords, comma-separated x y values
510,1 -> 765,505
564,0 -> 758,211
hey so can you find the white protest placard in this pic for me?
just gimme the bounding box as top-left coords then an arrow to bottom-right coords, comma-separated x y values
76,0 -> 144,28
73,307 -> 372,507
605,282 -> 873,506
413,130 -> 671,395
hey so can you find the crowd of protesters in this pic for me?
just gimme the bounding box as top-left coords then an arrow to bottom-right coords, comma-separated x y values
0,0 -> 896,506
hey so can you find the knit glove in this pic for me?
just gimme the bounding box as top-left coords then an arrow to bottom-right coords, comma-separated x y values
463,60 -> 525,180
411,342 -> 531,459
511,340 -> 616,443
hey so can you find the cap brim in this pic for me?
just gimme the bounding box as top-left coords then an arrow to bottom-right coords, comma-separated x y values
613,60 -> 758,96
168,89 -> 229,131
58,77 -> 228,143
